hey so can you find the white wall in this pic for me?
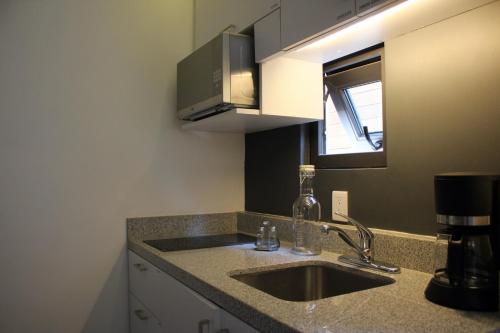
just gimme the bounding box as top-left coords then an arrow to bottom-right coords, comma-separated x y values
0,1 -> 244,332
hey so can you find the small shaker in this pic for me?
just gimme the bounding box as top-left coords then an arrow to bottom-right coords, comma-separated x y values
255,221 -> 280,251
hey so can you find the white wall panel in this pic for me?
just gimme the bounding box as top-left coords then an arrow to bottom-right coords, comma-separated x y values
0,1 -> 244,332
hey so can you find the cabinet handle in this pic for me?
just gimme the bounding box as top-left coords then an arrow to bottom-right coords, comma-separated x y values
133,263 -> 148,272
198,319 -> 210,333
134,309 -> 149,321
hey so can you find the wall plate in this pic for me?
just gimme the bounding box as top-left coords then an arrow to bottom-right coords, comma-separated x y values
332,191 -> 348,222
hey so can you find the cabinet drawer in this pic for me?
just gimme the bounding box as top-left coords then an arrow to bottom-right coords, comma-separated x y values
129,251 -> 166,320
220,309 -> 260,333
129,293 -> 163,333
128,250 -> 221,333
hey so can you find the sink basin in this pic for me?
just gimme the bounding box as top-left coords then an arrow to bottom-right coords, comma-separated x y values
231,261 -> 395,302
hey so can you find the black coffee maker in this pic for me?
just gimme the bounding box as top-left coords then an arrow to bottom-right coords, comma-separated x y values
425,173 -> 500,311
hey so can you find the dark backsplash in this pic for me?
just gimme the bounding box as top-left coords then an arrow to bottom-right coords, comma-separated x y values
245,125 -> 302,217
245,119 -> 500,235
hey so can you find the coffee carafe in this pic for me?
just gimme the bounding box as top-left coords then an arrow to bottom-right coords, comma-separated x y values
425,173 -> 499,311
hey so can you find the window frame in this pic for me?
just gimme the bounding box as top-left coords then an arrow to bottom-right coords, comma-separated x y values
344,81 -> 384,138
311,45 -> 387,169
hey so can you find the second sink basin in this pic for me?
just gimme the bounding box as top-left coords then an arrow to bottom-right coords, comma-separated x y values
231,261 -> 395,302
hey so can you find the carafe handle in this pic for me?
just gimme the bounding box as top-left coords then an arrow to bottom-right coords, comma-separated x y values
447,236 -> 464,284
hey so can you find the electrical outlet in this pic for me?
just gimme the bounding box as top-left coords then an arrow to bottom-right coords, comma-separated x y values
332,191 -> 348,222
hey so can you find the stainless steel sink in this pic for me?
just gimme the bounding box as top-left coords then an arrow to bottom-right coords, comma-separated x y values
230,261 -> 395,302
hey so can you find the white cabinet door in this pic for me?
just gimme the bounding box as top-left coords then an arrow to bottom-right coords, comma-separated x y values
129,251 -> 167,320
130,293 -> 163,333
281,0 -> 356,50
129,251 -> 221,333
356,0 -> 398,16
129,251 -> 262,333
254,8 -> 281,62
156,271 -> 221,333
194,0 -> 280,48
260,56 -> 323,120
220,309 -> 260,333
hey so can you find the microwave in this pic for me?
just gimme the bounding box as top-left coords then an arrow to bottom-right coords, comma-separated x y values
177,32 -> 259,121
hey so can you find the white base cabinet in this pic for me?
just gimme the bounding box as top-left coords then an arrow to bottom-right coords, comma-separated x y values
129,293 -> 163,333
219,310 -> 260,333
128,250 -> 259,333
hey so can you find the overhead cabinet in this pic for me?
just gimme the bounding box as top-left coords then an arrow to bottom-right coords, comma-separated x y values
356,0 -> 399,16
281,0 -> 357,50
254,0 -> 401,61
194,0 -> 280,48
186,0 -> 403,132
181,54 -> 324,133
184,1 -> 323,134
254,9 -> 281,63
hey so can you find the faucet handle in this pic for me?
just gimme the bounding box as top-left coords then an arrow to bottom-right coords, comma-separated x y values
334,212 -> 374,260
322,218 -> 400,274
321,223 -> 370,261
334,212 -> 374,238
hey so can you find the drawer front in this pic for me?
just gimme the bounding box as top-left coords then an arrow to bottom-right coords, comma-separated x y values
129,251 -> 166,319
220,309 -> 260,333
158,271 -> 221,333
128,250 -> 221,332
129,293 -> 163,333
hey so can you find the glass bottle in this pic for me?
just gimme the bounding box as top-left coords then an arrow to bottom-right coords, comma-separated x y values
291,165 -> 322,255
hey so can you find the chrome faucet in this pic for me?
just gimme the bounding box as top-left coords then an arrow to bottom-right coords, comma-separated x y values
321,212 -> 400,274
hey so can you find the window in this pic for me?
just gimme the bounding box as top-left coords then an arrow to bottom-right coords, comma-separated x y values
311,45 -> 386,168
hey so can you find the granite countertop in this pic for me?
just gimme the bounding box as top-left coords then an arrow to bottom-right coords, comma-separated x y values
128,236 -> 500,333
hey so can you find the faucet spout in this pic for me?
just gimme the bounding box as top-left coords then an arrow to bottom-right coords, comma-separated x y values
320,224 -> 370,261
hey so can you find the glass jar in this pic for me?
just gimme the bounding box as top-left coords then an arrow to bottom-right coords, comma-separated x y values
291,165 -> 322,256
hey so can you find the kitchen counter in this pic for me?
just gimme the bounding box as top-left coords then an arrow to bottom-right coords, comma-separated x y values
128,235 -> 500,333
